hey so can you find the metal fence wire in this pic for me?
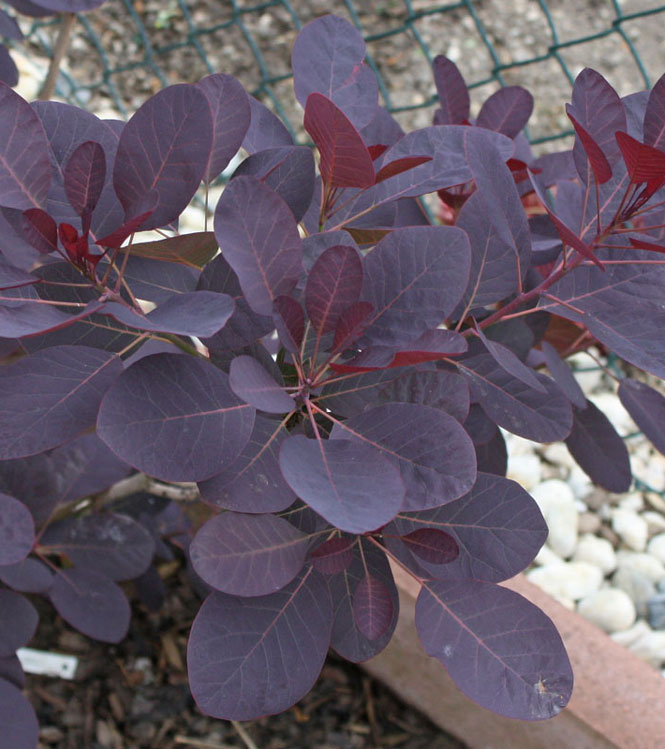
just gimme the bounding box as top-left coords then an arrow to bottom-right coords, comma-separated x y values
12,0 -> 665,151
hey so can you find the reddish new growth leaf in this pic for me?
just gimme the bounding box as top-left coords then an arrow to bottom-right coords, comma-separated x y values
304,93 -> 375,188
309,537 -> 355,575
374,156 -> 432,184
401,528 -> 459,564
615,131 -> 665,183
566,108 -> 612,184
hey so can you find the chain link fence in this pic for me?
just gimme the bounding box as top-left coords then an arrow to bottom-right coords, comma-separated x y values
10,0 -> 665,152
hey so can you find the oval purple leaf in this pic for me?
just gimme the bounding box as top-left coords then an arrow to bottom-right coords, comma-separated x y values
541,341 -> 586,409
64,140 -> 106,228
242,95 -> 293,154
565,399 -> 632,493
196,73 -> 250,182
0,83 -> 50,210
214,176 -> 302,316
279,434 -> 404,534
273,295 -> 304,354
332,402 -> 477,512
229,355 -> 295,414
376,370 -> 470,423
432,55 -> 469,125
187,568 -> 332,720
416,580 -> 572,720
292,15 -> 378,130
0,655 -> 24,689
352,573 -> 394,641
309,537 -> 355,575
305,245 -> 363,335
0,557 -> 52,594
50,568 -> 130,643
40,513 -> 155,581
113,84 -> 213,229
190,512 -> 310,597
0,590 -> 38,655
0,493 -> 33,566
400,528 -> 459,565
97,353 -> 255,482
0,345 -> 122,460
476,86 -> 534,138
0,678 -> 39,749
619,378 -> 665,457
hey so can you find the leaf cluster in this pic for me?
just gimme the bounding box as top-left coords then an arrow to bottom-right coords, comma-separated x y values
3,13 -> 665,743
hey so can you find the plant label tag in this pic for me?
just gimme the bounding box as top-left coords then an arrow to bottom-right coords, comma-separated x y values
16,648 -> 79,680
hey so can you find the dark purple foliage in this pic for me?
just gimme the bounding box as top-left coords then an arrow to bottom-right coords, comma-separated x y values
7,14 -> 665,731
0,677 -> 39,749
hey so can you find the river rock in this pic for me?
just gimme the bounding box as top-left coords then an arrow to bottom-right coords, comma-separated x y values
612,566 -> 657,618
616,551 -> 665,583
573,534 -> 616,574
578,512 -> 601,535
611,509 -> 648,551
643,511 -> 665,537
533,545 -> 564,567
611,619 -> 652,648
527,562 -> 602,604
531,479 -> 578,558
589,392 -> 637,434
577,589 -> 636,633
647,593 -> 665,630
647,533 -> 665,565
506,453 -> 542,490
627,630 -> 665,666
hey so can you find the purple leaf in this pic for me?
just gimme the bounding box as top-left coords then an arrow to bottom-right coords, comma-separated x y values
40,513 -> 155,581
112,255 -> 199,305
474,326 -> 545,392
400,528 -> 458,564
476,86 -> 534,138
416,580 -> 572,720
0,345 -> 122,459
292,15 -> 378,129
97,353 -> 255,482
4,0 -> 50,17
101,291 -> 234,338
464,129 -> 531,284
233,146 -> 315,222
353,574 -> 394,641
49,568 -> 130,643
196,73 -> 250,182
332,301 -> 374,354
272,295 -> 304,354
541,341 -> 586,409
391,473 -> 546,581
242,95 -> 293,154
331,402 -> 476,511
187,568 -> 332,720
329,538 -> 398,662
432,55 -> 469,125
0,493 -> 33,565
376,369 -> 470,423
304,93 -> 375,189
121,231 -> 218,269
569,68 -> 625,180
0,11 -> 22,41
0,256 -> 36,292
340,126 -> 513,218
64,140 -> 106,232
618,378 -> 665,456
21,208 -> 57,254
229,354 -> 294,414
0,84 -> 50,210
0,557 -> 52,593
305,245 -> 363,335
31,0 -> 106,9
198,416 -> 296,514
309,537 -> 355,575
214,176 -> 302,316
361,226 -> 471,347
565,399 -> 632,493
459,353 -> 573,442
0,656 -> 24,689
0,46 -> 17,88
113,84 -> 213,229
0,590 -> 37,655
190,512 -> 310,596
644,72 -> 665,150
0,678 -> 39,749
0,453 -> 67,526
279,434 -> 404,534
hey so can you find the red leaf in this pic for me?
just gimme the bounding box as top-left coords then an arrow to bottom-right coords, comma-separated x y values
374,156 -> 432,184
309,537 -> 355,575
615,131 -> 665,184
367,144 -> 388,160
331,301 -> 374,354
96,209 -> 154,249
566,108 -> 612,184
304,92 -> 375,188
629,237 -> 665,254
21,208 -> 57,254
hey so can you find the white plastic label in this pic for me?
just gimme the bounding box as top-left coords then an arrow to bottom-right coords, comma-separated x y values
16,648 -> 79,679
